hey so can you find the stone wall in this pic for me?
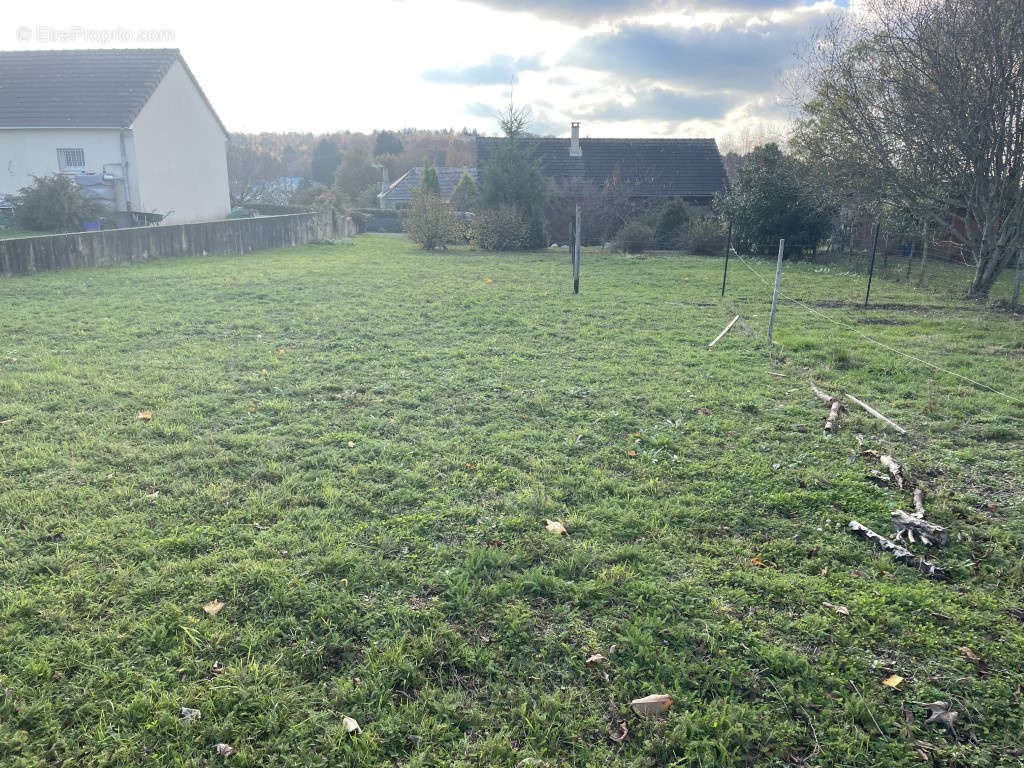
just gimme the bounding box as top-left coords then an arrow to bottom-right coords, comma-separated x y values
0,211 -> 356,276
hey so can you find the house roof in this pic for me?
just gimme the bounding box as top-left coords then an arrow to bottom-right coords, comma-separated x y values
381,166 -> 478,205
0,49 -> 228,135
475,136 -> 728,198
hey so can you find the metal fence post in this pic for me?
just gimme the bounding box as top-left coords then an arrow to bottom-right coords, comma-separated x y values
767,238 -> 785,344
721,222 -> 732,297
573,204 -> 581,294
864,221 -> 880,307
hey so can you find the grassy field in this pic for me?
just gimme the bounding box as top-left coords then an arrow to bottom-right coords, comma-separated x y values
1,235 -> 1021,767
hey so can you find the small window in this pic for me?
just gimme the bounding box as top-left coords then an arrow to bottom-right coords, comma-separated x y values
57,148 -> 86,171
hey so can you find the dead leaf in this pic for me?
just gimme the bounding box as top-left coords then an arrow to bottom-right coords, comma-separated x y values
347,441 -> 356,448
586,654 -> 607,665
882,674 -> 904,689
342,715 -> 361,734
923,701 -> 959,729
545,519 -> 568,536
137,410 -> 153,421
627,449 -> 637,457
202,600 -> 225,616
276,348 -> 286,356
485,277 -> 493,283
609,719 -> 629,743
823,601 -> 850,616
750,557 -> 768,568
214,743 -> 235,757
147,491 -> 160,499
180,706 -> 201,722
631,693 -> 673,716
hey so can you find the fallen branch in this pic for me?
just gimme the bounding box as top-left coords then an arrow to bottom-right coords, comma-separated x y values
845,394 -> 907,435
913,487 -> 927,518
891,510 -> 949,546
810,383 -> 844,433
880,455 -> 905,489
708,315 -> 740,349
848,520 -> 949,580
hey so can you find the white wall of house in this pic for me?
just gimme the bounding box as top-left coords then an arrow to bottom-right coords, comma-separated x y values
130,60 -> 230,224
0,128 -> 135,200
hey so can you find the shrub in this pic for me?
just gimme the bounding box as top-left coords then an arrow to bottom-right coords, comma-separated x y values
404,189 -> 460,250
655,199 -> 691,249
449,172 -> 480,212
617,221 -> 655,254
14,175 -> 105,232
715,143 -> 836,255
470,205 -> 530,251
683,216 -> 729,255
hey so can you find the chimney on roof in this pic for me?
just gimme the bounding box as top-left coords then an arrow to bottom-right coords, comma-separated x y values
570,122 -> 582,157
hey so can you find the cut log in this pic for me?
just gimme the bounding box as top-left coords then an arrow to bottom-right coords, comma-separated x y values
708,315 -> 740,348
810,383 -> 844,433
891,510 -> 949,546
848,520 -> 949,580
880,455 -> 905,489
845,394 -> 907,435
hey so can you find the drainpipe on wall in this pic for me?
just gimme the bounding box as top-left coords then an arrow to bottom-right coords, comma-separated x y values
119,129 -> 133,214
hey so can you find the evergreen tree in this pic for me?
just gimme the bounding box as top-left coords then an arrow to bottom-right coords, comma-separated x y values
449,172 -> 480,212
310,138 -> 341,187
420,161 -> 441,196
373,130 -> 404,157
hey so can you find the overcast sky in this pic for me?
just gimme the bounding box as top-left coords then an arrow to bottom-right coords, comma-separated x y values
6,0 -> 849,139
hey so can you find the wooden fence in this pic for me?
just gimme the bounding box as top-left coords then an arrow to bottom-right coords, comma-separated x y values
0,210 -> 356,277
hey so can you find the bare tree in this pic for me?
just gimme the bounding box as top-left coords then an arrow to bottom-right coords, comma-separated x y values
794,0 -> 1024,297
227,135 -> 284,207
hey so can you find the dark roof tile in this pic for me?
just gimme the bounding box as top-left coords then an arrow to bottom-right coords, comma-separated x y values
475,136 -> 728,198
0,49 -> 226,133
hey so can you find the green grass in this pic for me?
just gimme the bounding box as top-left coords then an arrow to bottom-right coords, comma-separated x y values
1,235 -> 1021,767
0,227 -> 61,240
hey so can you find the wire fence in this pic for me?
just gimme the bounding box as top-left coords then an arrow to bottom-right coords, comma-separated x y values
732,221 -> 1022,307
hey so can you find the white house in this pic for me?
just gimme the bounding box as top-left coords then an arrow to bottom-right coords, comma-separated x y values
0,49 -> 230,225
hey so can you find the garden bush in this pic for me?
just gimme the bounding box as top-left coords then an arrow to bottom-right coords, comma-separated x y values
683,216 -> 729,255
14,175 -> 104,232
404,190 -> 460,250
617,221 -> 655,254
470,205 -> 530,251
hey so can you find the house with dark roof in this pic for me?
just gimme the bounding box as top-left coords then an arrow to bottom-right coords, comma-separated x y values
379,166 -> 478,210
0,49 -> 229,225
476,122 -> 728,203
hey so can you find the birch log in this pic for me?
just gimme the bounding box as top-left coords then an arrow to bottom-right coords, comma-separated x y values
891,510 -> 949,546
913,487 -> 927,518
848,520 -> 950,580
811,383 -> 844,432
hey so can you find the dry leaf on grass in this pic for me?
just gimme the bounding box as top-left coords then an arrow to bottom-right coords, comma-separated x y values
202,600 -> 225,616
342,715 -> 361,734
631,694 -> 673,716
586,654 -> 607,665
545,519 -> 568,536
923,701 -> 959,729
214,743 -> 235,757
882,674 -> 904,689
823,601 -> 850,616
180,706 -> 201,722
609,719 -> 629,743
627,449 -> 637,457
750,557 -> 768,568
347,441 -> 356,448
137,411 -> 153,421
958,646 -> 981,663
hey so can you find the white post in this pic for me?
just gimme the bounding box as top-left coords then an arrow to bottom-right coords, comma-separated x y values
767,238 -> 785,344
